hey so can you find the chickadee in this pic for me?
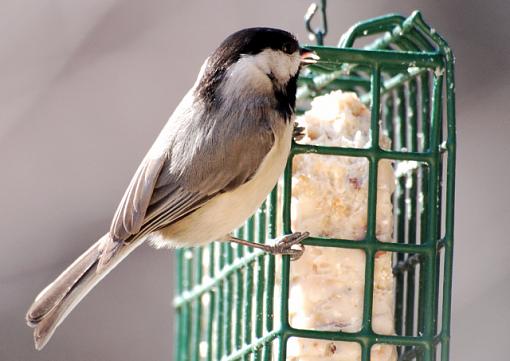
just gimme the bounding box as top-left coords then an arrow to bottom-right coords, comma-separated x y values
26,27 -> 319,350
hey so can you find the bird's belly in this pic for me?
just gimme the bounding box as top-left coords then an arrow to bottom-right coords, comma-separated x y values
150,124 -> 293,248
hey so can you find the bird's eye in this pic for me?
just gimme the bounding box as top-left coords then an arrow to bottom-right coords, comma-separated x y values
282,44 -> 289,53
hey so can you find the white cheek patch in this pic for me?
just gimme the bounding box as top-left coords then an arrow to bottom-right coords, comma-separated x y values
254,49 -> 300,85
223,55 -> 273,95
221,49 -> 301,98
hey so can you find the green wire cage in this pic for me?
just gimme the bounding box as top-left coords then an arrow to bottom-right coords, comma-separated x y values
174,8 -> 455,361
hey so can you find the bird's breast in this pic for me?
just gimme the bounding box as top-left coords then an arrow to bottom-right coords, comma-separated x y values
150,122 -> 293,248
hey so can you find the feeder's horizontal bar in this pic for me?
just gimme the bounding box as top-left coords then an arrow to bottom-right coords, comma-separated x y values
173,249 -> 265,307
284,327 -> 434,348
220,330 -> 280,361
297,52 -> 440,100
302,237 -> 433,254
398,334 -> 442,360
299,75 -> 371,88
307,46 -> 444,68
292,144 -> 433,163
174,237 -> 439,307
360,67 -> 429,104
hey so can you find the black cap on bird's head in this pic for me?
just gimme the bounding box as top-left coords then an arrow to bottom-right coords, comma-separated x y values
196,28 -> 319,104
216,27 -> 300,59
208,27 -> 319,73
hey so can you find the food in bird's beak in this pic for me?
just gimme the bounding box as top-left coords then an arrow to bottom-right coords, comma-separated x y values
299,47 -> 320,64
286,91 -> 398,361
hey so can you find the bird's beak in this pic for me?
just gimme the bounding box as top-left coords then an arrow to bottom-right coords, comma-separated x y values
299,47 -> 320,65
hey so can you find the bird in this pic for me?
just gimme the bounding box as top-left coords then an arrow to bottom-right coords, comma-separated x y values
25,27 -> 319,350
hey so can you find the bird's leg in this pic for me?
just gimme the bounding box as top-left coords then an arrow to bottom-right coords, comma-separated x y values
226,232 -> 308,261
293,122 -> 305,141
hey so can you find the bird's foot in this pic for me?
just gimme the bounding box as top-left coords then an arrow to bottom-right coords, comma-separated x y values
268,232 -> 309,261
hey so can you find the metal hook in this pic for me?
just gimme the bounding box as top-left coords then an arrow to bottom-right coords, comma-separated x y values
304,0 -> 328,45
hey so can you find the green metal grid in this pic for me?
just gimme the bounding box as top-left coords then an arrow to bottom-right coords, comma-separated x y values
174,11 -> 456,361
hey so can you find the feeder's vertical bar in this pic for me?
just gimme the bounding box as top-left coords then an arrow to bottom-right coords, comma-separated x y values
394,85 -> 406,339
369,66 -> 381,152
417,72 -> 431,361
368,55 -> 380,347
278,335 -> 289,361
441,57 -> 456,361
367,64 -> 381,239
243,217 -> 255,361
282,157 -> 293,237
191,248 -> 203,361
405,79 -> 418,349
433,80 -> 444,340
254,204 -> 267,361
247,217 -> 255,248
264,188 -> 278,361
422,74 -> 444,361
234,227 -> 245,257
175,249 -> 184,361
361,343 -> 371,361
206,244 -> 216,361
280,156 -> 294,360
215,243 -> 225,361
224,243 -> 234,357
441,340 -> 449,361
383,92 -> 401,356
182,249 -> 193,361
362,65 -> 380,346
420,73 -> 431,153
383,94 -> 394,140
422,343 -> 433,361
234,227 -> 245,353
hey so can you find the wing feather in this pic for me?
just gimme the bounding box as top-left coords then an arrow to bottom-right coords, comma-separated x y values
102,92 -> 278,268
110,157 -> 165,240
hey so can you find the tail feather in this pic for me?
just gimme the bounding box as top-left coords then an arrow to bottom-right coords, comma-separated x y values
26,234 -> 143,350
26,238 -> 103,326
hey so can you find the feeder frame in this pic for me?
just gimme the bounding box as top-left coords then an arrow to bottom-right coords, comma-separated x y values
174,9 -> 456,361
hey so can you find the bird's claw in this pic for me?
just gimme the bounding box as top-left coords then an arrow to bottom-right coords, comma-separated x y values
269,232 -> 309,261
293,122 -> 306,141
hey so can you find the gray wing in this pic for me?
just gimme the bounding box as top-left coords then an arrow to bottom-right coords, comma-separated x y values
109,157 -> 165,240
105,97 -> 276,258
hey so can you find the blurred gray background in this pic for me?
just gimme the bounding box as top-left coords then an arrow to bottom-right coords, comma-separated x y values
1,1 -> 508,360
